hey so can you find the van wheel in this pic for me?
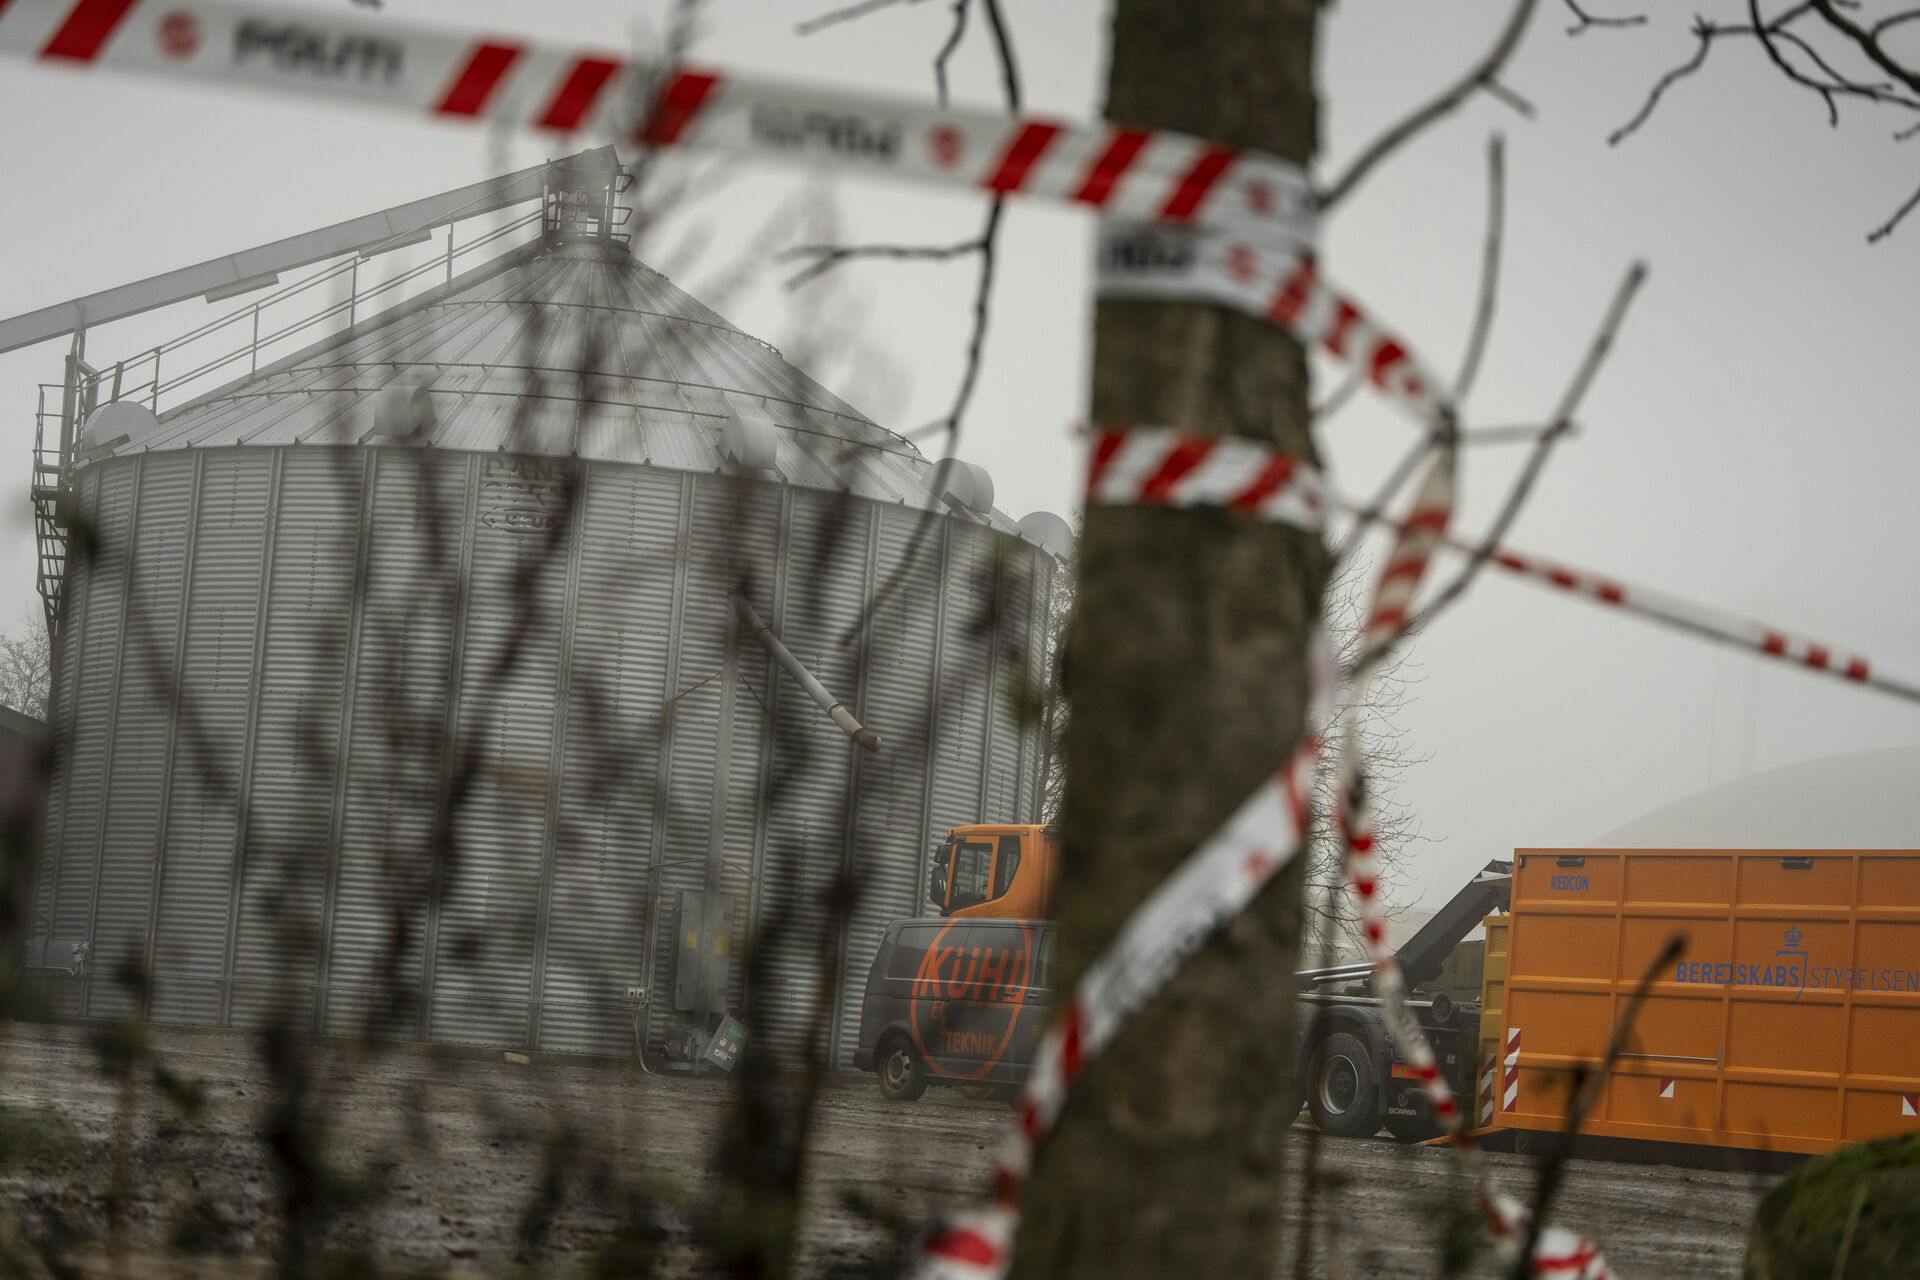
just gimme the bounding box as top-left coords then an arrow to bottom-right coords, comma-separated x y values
1307,1032 -> 1380,1138
878,1038 -> 928,1102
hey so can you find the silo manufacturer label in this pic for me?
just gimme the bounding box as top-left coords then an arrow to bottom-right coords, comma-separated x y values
480,456 -> 569,534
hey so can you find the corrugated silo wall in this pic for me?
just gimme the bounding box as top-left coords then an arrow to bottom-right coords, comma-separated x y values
34,444 -> 1052,1069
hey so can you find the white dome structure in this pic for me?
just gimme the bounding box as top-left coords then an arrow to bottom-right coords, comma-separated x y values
1591,746 -> 1920,848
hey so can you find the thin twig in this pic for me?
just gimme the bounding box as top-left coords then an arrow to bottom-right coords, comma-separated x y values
1536,262 -> 1648,427
1612,7 -> 1920,147
1868,174 -> 1920,241
794,0 -> 920,37
836,0 -> 1017,646
1318,0 -> 1540,210
1334,437 -> 1435,566
782,235 -> 987,291
841,199 -> 1005,643
1452,135 -> 1507,407
1751,1 -> 1841,125
1564,0 -> 1647,35
979,0 -> 1022,110
1811,0 -> 1920,94
941,201 -> 1005,440
1459,422 -> 1580,446
933,0 -> 970,108
1609,18 -> 1719,145
1483,78 -> 1539,118
1309,365 -> 1367,427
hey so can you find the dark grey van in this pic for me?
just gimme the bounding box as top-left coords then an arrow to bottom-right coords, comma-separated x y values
853,917 -> 1054,1101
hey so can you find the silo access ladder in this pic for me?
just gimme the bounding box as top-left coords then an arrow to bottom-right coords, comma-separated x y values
29,449 -> 66,636
29,371 -> 86,637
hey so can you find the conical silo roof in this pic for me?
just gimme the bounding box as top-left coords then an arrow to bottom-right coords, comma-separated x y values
105,236 -> 1004,524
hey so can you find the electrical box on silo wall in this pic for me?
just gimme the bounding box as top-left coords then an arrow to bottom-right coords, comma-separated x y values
674,891 -> 733,1013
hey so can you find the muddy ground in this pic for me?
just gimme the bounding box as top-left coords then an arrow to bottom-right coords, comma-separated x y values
0,1023 -> 1763,1277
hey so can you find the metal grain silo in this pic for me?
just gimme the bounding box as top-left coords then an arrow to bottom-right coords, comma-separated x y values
19,152 -> 1059,1068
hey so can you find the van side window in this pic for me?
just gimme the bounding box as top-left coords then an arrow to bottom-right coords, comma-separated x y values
993,835 -> 1022,898
886,924 -> 942,978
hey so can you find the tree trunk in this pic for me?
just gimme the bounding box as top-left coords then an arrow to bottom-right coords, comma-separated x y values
1011,2 -> 1325,1275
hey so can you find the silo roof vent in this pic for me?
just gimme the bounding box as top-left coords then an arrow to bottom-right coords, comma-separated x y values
371,380 -> 436,442
1017,511 -> 1074,561
932,459 -> 995,517
721,415 -> 780,473
79,401 -> 161,453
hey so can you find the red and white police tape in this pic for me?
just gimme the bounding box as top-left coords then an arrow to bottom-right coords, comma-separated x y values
1095,222 -> 1447,423
0,0 -> 1315,248
1349,509 -> 1920,706
1082,428 -> 1920,706
1336,446 -> 1613,1280
4,2 -> 1472,426
1084,423 -> 1327,533
908,627 -> 1338,1279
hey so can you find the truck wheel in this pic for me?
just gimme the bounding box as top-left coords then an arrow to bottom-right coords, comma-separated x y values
1307,1032 -> 1380,1138
878,1038 -> 928,1102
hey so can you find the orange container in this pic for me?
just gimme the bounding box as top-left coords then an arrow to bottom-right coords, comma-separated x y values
1492,848 -> 1920,1156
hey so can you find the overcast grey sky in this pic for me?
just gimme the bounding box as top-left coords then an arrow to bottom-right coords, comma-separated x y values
3,0 -> 1916,910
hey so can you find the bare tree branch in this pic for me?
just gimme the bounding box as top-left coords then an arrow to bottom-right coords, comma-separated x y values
0,610 -> 51,720
842,197 -> 1006,643
1608,17 -> 1721,146
781,233 -> 987,291
934,0 -> 970,108
794,0 -> 925,37
1745,0 -> 1920,125
1811,0 -> 1920,94
1309,364 -> 1367,427
1482,77 -> 1540,118
979,0 -> 1023,110
1317,0 -> 1540,211
833,0 -> 1019,645
1452,134 -> 1507,407
1460,422 -> 1581,445
1868,173 -> 1920,241
1564,0 -> 1648,35
1608,6 -> 1919,149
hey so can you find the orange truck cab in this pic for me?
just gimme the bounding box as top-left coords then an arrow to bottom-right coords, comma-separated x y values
926,824 -> 1060,919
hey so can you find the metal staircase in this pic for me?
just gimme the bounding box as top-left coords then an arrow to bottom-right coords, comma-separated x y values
30,354 -> 90,638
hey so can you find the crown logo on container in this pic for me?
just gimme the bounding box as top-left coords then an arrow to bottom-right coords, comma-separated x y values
1783,925 -> 1804,949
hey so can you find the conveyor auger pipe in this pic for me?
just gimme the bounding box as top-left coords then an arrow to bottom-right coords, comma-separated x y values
733,594 -> 881,753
